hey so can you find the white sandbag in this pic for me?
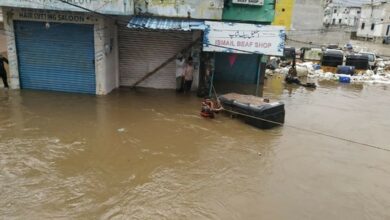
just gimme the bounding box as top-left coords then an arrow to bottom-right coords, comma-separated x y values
296,65 -> 309,77
265,69 -> 274,76
365,70 -> 375,76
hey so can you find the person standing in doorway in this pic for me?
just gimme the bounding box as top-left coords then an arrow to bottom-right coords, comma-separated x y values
184,57 -> 194,93
0,55 -> 9,89
175,53 -> 185,92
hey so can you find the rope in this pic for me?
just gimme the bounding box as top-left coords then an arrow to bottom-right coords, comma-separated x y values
210,85 -> 390,153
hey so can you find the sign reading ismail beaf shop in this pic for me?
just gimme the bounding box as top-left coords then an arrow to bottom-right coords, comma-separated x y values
0,0 -> 133,15
203,21 -> 286,56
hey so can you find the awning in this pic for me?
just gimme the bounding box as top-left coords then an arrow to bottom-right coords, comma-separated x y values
127,16 -> 205,31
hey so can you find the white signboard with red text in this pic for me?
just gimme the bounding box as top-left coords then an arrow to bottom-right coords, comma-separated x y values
203,21 -> 286,56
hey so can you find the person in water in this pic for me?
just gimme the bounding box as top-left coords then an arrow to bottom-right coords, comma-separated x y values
0,55 -> 9,89
175,53 -> 185,92
183,57 -> 194,93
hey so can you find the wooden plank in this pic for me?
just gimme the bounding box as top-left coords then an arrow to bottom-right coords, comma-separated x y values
131,37 -> 200,88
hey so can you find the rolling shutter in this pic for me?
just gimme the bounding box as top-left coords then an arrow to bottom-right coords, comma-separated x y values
14,21 -> 96,94
118,27 -> 192,89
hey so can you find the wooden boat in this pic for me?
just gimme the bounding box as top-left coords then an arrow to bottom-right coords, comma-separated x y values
219,93 -> 285,129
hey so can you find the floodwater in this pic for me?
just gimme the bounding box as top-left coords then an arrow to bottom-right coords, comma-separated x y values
1,78 -> 390,220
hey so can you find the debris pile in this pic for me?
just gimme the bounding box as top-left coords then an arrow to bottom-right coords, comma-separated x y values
266,60 -> 390,85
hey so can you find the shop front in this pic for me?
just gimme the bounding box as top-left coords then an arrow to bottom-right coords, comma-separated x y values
3,7 -> 119,95
202,21 -> 286,96
118,16 -> 204,90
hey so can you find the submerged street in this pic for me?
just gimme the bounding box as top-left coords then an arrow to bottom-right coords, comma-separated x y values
1,78 -> 390,219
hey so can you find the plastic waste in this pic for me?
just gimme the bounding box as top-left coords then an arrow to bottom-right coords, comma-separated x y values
339,76 -> 351,83
313,64 -> 321,70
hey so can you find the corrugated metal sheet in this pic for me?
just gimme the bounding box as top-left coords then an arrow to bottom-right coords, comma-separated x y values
14,21 -> 96,94
127,16 -> 205,31
118,25 -> 192,88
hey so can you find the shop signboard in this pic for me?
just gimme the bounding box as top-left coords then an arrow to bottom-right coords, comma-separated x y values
203,21 -> 286,56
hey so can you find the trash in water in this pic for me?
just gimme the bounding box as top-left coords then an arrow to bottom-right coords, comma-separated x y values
117,128 -> 126,132
266,60 -> 390,85
338,75 -> 351,83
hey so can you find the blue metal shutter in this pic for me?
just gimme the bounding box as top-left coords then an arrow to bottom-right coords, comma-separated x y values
14,21 -> 96,94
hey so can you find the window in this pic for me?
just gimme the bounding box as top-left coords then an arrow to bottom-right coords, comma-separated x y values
357,11 -> 361,14
361,22 -> 365,29
371,23 -> 375,30
333,19 -> 336,25
334,9 -> 337,13
339,19 -> 342,24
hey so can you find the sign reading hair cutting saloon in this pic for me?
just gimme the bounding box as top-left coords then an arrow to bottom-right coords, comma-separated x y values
232,0 -> 264,6
0,0 -> 133,15
203,21 -> 286,56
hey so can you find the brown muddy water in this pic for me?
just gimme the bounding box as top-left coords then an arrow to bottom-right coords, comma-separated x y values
1,77 -> 390,220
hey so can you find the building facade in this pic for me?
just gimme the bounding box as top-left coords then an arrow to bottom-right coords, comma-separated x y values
357,1 -> 390,42
117,0 -> 225,90
286,0 -> 351,48
222,0 -> 275,23
272,0 -> 295,30
133,0 -> 224,19
0,0 -> 280,94
0,0 -> 132,94
323,5 -> 361,28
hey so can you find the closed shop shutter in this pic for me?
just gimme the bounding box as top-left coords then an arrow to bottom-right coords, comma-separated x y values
14,21 -> 96,94
118,26 -> 192,89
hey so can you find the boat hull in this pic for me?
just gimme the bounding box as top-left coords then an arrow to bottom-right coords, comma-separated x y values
219,95 -> 285,129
